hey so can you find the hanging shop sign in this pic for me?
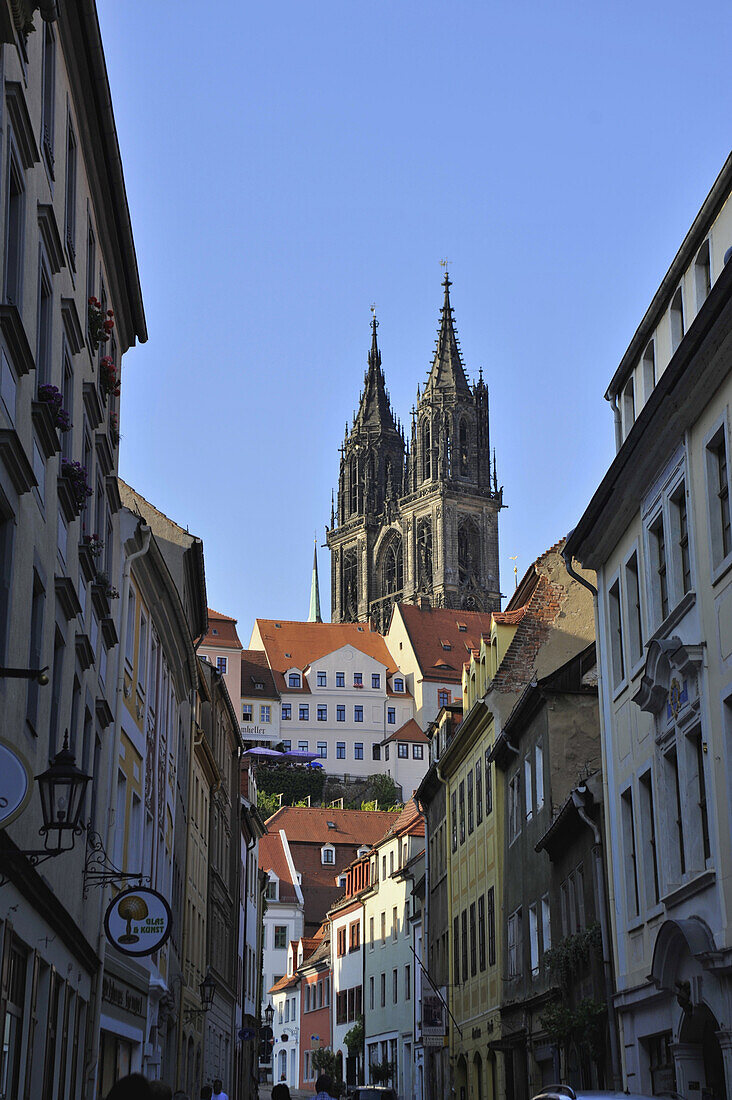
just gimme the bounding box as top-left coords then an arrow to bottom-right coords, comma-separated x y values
104,887 -> 172,957
0,738 -> 34,828
421,993 -> 446,1045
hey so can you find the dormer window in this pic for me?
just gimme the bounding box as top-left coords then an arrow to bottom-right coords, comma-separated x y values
357,846 -> 369,858
288,673 -> 301,688
336,874 -> 347,887
211,628 -> 219,635
266,874 -> 279,901
321,844 -> 335,865
393,678 -> 404,692
254,680 -> 264,691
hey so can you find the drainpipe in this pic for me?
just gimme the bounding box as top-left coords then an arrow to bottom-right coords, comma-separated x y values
561,539 -> 597,598
87,522 -> 152,1096
571,789 -> 622,1089
610,394 -> 622,454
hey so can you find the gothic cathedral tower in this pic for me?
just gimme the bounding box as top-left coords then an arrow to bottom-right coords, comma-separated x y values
326,274 -> 502,630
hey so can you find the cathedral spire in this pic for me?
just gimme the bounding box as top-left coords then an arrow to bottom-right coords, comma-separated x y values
308,539 -> 322,623
423,272 -> 471,397
353,312 -> 400,434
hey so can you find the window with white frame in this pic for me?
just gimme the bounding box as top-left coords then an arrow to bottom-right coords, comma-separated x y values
321,844 -> 335,864
642,339 -> 656,402
644,457 -> 693,627
393,677 -> 404,692
705,420 -> 731,571
648,511 -> 669,624
608,577 -> 625,687
670,287 -> 684,353
694,239 -> 711,311
508,772 -> 521,842
260,704 -> 271,723
639,769 -> 660,906
216,655 -> 228,675
317,670 -> 326,686
289,672 -> 301,688
266,875 -> 279,900
535,743 -> 544,810
669,482 -> 692,596
507,908 -> 522,978
524,756 -> 533,820
621,788 -> 640,919
625,550 -> 643,668
529,903 -> 539,976
541,894 -> 551,953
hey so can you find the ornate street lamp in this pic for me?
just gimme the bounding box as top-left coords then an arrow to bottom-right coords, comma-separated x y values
264,1002 -> 274,1029
200,969 -> 216,1012
36,732 -> 91,853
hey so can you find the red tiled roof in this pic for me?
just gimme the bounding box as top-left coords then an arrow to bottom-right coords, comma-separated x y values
492,607 -> 528,626
381,796 -> 425,839
258,832 -> 297,901
241,650 -> 279,699
264,806 -> 399,845
254,619 -> 398,676
381,718 -> 429,746
269,973 -> 298,993
200,608 -> 243,650
395,605 -> 495,682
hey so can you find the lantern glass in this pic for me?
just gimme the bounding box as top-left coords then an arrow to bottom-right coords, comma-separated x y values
35,733 -> 91,851
200,970 -> 216,1012
264,1002 -> 274,1028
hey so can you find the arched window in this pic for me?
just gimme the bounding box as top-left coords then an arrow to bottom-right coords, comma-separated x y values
459,419 -> 469,476
381,536 -> 403,595
423,423 -> 431,480
342,549 -> 358,620
350,457 -> 359,514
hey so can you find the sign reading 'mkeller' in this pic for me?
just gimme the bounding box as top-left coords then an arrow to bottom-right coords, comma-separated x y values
104,887 -> 172,957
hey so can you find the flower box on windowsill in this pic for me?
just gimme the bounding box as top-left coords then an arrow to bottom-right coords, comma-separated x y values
57,474 -> 80,523
91,581 -> 111,620
75,632 -> 95,672
78,540 -> 97,583
101,616 -> 118,649
83,381 -> 103,430
32,399 -> 61,458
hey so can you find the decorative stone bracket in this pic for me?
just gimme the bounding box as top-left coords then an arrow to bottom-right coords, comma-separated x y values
632,636 -> 704,714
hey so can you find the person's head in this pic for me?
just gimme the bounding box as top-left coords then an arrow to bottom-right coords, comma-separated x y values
316,1074 -> 333,1095
106,1075 -> 152,1100
150,1084 -> 173,1100
272,1085 -> 291,1100
213,1083 -> 223,1096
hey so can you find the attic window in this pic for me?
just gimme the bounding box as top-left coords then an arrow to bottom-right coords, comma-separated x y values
327,821 -> 337,829
254,681 -> 264,690
321,845 -> 335,865
357,626 -> 364,632
336,875 -> 347,887
457,623 -> 467,632
284,652 -> 292,658
212,628 -> 219,635
275,623 -> 282,628
441,641 -> 452,651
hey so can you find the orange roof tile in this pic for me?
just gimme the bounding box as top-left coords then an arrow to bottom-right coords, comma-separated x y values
381,796 -> 425,839
381,718 -> 429,746
254,619 -> 398,676
269,973 -> 298,993
263,806 -> 399,845
200,608 -> 243,650
492,606 -> 528,625
396,605 -> 495,682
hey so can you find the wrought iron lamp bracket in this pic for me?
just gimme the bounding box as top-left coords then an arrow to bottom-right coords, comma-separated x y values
82,826 -> 150,898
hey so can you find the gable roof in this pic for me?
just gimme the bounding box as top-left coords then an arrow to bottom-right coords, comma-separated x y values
253,619 -> 397,677
200,608 -> 243,650
381,718 -> 429,746
379,796 -> 425,841
394,604 -> 494,682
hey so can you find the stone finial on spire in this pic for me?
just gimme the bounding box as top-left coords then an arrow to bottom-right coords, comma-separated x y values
308,539 -> 322,623
351,309 -> 399,434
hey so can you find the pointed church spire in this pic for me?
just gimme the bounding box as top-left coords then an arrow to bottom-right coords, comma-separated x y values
353,311 -> 399,433
308,539 -> 322,623
423,271 -> 471,397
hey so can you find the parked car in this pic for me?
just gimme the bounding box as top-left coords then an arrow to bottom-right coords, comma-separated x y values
532,1089 -> 675,1100
352,1089 -> 398,1100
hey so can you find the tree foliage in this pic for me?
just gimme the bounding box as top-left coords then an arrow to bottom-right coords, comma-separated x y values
256,763 -> 326,808
361,773 -> 403,811
344,1016 -> 364,1053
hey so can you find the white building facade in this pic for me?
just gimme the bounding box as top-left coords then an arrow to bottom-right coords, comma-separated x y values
566,155 -> 732,1099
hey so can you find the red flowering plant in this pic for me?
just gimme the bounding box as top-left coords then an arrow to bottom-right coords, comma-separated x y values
60,459 -> 93,512
100,357 -> 120,399
37,384 -> 71,431
82,533 -> 105,557
88,297 -> 115,351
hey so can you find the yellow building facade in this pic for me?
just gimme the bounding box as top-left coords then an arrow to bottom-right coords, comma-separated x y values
438,619 -> 519,1100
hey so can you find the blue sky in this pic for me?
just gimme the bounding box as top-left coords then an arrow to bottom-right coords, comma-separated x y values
98,0 -> 731,635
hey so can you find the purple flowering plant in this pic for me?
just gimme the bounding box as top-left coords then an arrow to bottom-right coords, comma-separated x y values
38,384 -> 71,432
60,459 -> 93,511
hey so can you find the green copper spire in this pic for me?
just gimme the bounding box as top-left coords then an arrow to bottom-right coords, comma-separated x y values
308,539 -> 322,623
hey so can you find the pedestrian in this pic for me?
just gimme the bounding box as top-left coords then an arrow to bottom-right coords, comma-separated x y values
105,1074 -> 153,1100
272,1085 -> 291,1100
314,1074 -> 337,1100
150,1084 -> 173,1100
212,1081 -> 229,1100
